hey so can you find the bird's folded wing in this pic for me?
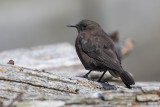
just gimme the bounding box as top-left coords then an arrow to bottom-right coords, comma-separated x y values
80,38 -> 122,72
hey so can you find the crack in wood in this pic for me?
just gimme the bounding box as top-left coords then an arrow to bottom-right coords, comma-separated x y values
0,79 -> 76,94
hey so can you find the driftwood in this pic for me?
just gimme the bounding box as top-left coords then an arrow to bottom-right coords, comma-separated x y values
0,43 -> 159,107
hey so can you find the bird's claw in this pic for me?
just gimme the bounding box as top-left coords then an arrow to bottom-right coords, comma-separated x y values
77,75 -> 90,79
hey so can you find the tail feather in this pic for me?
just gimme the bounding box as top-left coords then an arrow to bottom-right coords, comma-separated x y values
119,71 -> 135,88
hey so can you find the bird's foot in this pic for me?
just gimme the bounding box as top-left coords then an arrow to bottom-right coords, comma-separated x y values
100,82 -> 117,90
77,75 -> 90,80
97,80 -> 101,83
97,79 -> 108,83
82,74 -> 89,79
97,79 -> 102,82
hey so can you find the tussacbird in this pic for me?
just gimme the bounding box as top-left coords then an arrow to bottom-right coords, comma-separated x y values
67,19 -> 135,88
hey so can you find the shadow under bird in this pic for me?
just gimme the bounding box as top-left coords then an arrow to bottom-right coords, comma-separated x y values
67,20 -> 135,88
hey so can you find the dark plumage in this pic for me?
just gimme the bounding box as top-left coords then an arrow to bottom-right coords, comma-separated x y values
67,19 -> 135,88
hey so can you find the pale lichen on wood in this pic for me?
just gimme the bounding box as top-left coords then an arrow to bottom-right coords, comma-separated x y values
0,43 -> 159,107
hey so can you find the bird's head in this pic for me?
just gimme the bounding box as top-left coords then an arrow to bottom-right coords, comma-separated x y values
67,19 -> 101,32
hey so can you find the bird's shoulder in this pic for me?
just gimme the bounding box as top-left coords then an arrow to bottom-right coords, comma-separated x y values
92,31 -> 121,63
78,31 -> 121,64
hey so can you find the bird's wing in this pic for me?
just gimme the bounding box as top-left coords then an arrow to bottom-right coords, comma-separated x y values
80,35 -> 122,72
103,32 -> 121,64
115,49 -> 121,64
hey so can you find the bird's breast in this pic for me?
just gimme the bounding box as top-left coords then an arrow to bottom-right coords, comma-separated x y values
75,36 -> 96,70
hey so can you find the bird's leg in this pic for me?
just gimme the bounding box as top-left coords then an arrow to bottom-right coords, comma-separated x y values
97,71 -> 117,90
97,71 -> 107,83
82,70 -> 92,79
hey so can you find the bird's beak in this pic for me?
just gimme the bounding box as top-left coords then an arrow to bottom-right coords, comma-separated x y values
67,24 -> 77,28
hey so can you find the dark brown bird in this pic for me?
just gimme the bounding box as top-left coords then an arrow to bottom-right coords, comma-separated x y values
67,20 -> 135,88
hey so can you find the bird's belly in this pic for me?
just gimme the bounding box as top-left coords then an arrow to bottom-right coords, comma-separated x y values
75,44 -> 96,70
77,51 -> 94,70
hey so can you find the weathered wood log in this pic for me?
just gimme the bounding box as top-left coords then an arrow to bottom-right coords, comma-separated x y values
0,43 -> 159,107
0,43 -> 119,82
0,64 -> 104,99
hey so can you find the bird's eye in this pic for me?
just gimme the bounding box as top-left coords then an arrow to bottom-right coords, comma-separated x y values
83,24 -> 87,28
81,24 -> 87,30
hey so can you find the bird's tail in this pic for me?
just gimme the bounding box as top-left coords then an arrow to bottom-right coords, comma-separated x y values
119,71 -> 135,88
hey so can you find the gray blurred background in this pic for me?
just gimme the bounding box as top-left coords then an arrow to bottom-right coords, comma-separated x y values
0,0 -> 160,81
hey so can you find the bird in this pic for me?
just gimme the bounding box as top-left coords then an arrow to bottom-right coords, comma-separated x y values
67,19 -> 135,88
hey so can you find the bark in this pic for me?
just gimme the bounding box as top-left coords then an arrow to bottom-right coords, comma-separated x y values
0,43 -> 159,107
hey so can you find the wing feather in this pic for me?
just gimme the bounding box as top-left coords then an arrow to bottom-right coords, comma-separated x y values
80,35 -> 122,72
